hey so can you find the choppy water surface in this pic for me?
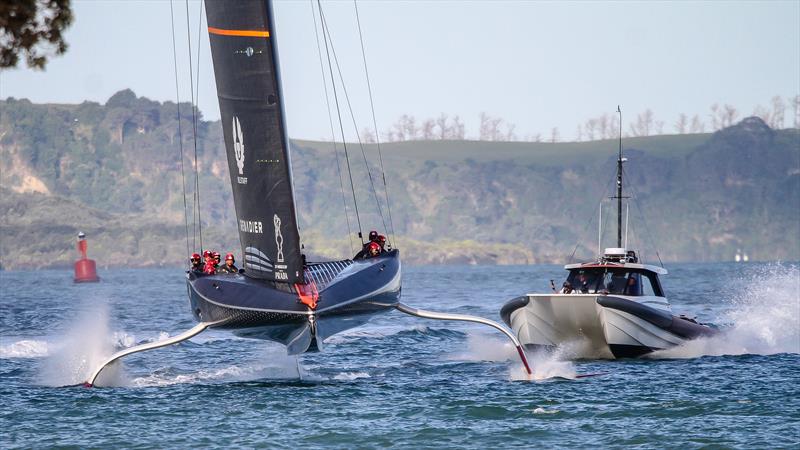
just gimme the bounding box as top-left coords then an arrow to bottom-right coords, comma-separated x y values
1,263 -> 798,448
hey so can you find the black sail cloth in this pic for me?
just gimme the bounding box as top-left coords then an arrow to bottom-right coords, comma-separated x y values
205,0 -> 302,283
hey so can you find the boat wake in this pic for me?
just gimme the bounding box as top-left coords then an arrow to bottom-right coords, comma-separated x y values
0,339 -> 51,359
651,264 -> 800,359
326,324 -> 460,345
455,333 -> 578,381
129,346 -> 304,387
29,303 -> 382,387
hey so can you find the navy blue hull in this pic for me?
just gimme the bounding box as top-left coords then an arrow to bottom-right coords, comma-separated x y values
187,250 -> 402,354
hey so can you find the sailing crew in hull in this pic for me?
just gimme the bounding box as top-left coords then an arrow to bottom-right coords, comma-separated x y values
354,230 -> 383,259
203,250 -> 217,275
219,253 -> 239,274
190,253 -> 203,272
366,241 -> 381,258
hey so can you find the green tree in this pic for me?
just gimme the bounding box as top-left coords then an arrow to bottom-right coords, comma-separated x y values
0,0 -> 73,69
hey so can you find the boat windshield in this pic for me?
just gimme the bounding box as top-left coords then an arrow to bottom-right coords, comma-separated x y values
566,268 -> 662,296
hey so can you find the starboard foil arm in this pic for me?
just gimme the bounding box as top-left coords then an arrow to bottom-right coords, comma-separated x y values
84,320 -> 223,387
395,303 -> 532,375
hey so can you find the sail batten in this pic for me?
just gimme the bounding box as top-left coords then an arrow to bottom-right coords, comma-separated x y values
205,0 -> 302,283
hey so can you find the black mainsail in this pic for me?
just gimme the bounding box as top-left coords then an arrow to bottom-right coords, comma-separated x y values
205,0 -> 302,283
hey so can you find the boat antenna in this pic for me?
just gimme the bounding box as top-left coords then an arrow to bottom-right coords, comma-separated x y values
624,202 -> 629,249
598,202 -> 602,256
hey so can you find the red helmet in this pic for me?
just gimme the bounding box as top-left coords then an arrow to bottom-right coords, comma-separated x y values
225,253 -> 235,261
202,250 -> 212,258
378,235 -> 386,244
191,253 -> 201,260
213,251 -> 220,258
368,241 -> 381,253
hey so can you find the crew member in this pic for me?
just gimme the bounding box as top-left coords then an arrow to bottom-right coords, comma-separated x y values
190,253 -> 202,272
560,281 -> 574,294
354,230 -> 381,259
219,253 -> 239,274
624,275 -> 640,295
213,251 -> 221,268
377,234 -> 387,253
367,241 -> 381,258
578,273 -> 590,293
203,250 -> 217,275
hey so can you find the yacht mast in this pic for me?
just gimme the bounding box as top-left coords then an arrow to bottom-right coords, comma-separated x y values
615,106 -> 623,248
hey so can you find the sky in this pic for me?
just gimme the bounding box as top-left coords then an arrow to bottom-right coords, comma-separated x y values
1,0 -> 798,141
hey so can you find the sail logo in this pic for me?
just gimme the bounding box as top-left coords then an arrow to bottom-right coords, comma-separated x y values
244,247 -> 273,273
232,116 -> 247,184
239,220 -> 263,234
274,214 -> 285,264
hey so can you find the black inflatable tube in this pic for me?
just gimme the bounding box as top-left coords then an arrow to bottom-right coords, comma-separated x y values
596,296 -> 717,339
500,296 -> 529,326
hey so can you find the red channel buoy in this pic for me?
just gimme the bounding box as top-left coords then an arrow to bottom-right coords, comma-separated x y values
74,232 -> 100,283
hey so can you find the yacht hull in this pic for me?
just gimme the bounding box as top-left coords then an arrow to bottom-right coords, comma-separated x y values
500,294 -> 716,358
187,250 -> 402,355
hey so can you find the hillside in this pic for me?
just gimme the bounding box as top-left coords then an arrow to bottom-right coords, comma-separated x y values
1,91 -> 798,269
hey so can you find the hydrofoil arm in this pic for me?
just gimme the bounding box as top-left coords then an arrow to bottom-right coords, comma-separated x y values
84,320 -> 220,387
395,303 -> 532,375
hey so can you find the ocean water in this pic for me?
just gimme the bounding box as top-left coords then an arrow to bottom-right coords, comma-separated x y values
1,262 -> 798,448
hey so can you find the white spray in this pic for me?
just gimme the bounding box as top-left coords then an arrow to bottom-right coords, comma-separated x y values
38,303 -> 127,387
458,333 -> 578,381
652,264 -> 800,358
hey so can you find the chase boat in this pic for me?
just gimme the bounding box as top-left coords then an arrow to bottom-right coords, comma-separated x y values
501,247 -> 716,358
500,108 -> 716,358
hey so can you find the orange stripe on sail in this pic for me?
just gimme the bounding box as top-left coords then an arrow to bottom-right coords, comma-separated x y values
207,26 -> 270,38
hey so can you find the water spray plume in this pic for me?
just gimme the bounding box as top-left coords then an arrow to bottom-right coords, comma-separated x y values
39,303 -> 127,387
653,264 -> 800,358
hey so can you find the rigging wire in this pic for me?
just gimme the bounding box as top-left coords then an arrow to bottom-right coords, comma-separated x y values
310,0 -> 355,254
185,0 -> 203,252
353,0 -> 396,246
318,5 -> 389,237
316,0 -> 364,244
169,0 -> 191,259
194,1 -> 204,135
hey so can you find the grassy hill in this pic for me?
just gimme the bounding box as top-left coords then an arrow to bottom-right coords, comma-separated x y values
1,91 -> 798,269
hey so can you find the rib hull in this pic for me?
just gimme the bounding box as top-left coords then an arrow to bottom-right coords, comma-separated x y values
501,294 -> 716,358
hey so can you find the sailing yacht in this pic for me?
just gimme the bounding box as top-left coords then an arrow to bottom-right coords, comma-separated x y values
500,109 -> 717,358
82,0 -> 534,386
184,0 -> 402,355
